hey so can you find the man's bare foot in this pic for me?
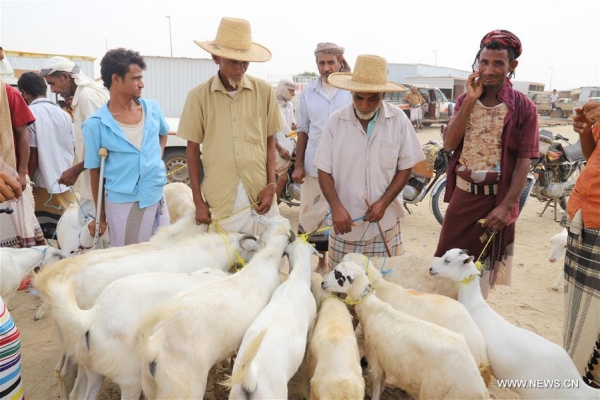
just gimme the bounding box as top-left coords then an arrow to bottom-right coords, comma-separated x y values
314,261 -> 330,275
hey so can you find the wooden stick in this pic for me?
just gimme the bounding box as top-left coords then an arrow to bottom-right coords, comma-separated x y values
364,199 -> 392,257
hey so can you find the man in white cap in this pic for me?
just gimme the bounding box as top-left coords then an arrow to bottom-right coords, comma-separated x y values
273,78 -> 296,202
314,54 -> 425,268
178,17 -> 282,235
39,56 -> 108,223
292,42 -> 352,272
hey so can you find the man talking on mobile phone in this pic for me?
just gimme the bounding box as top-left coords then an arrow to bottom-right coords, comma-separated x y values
434,30 -> 539,299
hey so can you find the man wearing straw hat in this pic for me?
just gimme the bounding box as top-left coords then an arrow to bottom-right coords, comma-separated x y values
314,54 -> 424,268
178,17 -> 282,235
293,42 -> 352,272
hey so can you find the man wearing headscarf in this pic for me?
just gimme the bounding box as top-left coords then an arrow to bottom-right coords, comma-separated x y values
273,79 -> 296,202
39,56 -> 109,227
292,42 -> 352,273
434,29 -> 539,299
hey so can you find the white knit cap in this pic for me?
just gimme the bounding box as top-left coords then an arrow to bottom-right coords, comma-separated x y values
39,56 -> 80,77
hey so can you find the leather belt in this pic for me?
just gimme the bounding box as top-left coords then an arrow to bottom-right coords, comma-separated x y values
456,176 -> 498,196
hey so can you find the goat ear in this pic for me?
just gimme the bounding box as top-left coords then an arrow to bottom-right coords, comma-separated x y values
464,255 -> 475,264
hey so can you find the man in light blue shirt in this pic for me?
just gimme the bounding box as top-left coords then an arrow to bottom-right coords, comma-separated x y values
292,42 -> 352,273
84,48 -> 170,247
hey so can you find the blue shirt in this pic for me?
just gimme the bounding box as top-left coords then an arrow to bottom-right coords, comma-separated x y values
83,98 -> 169,208
296,79 -> 352,177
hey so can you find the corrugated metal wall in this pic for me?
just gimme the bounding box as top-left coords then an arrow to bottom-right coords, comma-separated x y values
5,54 -> 96,80
142,56 -> 218,118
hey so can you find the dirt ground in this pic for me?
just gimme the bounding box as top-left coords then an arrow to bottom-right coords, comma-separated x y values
9,118 -> 577,399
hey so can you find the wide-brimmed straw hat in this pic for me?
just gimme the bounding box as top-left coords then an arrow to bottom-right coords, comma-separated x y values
327,54 -> 406,93
194,17 -> 271,62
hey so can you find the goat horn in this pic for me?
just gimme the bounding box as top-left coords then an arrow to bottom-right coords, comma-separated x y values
239,234 -> 258,250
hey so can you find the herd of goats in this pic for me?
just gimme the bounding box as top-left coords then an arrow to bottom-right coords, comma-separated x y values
1,182 -> 598,400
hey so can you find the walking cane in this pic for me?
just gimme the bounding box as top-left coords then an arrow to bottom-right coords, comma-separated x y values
94,148 -> 108,249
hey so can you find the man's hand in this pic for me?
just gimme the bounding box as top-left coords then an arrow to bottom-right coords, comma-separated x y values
278,148 -> 291,160
331,204 -> 354,235
58,165 -> 83,186
292,164 -> 306,184
255,185 -> 275,214
0,171 -> 22,202
17,173 -> 27,190
481,205 -> 511,231
87,218 -> 107,237
466,71 -> 484,100
195,201 -> 212,225
583,101 -> 600,123
364,199 -> 387,223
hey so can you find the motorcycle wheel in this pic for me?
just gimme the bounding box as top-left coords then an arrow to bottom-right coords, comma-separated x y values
431,184 -> 447,225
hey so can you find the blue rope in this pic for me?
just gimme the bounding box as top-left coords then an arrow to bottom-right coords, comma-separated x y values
42,181 -> 67,211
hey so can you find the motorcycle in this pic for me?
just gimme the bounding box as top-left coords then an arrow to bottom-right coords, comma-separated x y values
528,129 -> 586,221
402,140 -> 451,225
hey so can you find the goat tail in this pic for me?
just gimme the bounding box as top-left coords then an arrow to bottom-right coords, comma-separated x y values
223,329 -> 267,392
479,362 -> 492,387
33,259 -> 80,300
44,278 -> 94,355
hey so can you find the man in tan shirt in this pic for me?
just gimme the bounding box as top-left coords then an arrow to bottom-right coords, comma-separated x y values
177,17 -> 283,234
403,86 -> 427,130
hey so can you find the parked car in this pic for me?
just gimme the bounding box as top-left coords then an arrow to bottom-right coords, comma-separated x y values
163,118 -> 189,185
386,84 -> 453,126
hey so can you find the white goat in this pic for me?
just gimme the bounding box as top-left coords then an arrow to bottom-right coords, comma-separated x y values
55,202 -> 108,256
549,228 -> 568,291
34,218 -> 256,399
163,182 -> 195,223
46,268 -> 229,400
137,216 -> 292,399
322,261 -> 489,400
0,246 -> 66,306
307,273 -> 365,400
342,253 -> 491,385
430,248 -> 600,399
226,238 -> 317,399
370,254 -> 458,299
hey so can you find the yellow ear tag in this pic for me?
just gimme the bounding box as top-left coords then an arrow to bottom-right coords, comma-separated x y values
478,219 -> 486,226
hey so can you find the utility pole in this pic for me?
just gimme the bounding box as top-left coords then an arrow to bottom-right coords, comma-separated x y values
165,15 -> 173,57
430,50 -> 438,66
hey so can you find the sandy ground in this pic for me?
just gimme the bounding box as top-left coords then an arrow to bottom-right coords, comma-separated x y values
8,119 -> 578,399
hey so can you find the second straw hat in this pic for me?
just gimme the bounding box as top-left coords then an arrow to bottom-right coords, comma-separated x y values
327,54 -> 406,92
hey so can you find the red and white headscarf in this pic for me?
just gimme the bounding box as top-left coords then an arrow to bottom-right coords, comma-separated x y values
480,29 -> 522,59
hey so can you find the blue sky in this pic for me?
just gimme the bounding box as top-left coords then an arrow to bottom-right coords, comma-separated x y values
1,0 -> 599,90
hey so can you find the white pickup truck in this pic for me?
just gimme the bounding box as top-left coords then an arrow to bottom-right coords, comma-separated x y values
164,118 -> 189,185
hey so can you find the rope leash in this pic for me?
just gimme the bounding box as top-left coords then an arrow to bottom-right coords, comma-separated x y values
166,164 -> 188,177
460,219 -> 496,284
208,181 -> 275,270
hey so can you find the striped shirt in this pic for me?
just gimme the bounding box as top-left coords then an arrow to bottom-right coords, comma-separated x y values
0,297 -> 24,400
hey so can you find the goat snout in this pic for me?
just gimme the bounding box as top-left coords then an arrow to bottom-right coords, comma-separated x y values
321,281 -> 328,290
549,257 -> 556,263
429,267 -> 437,275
